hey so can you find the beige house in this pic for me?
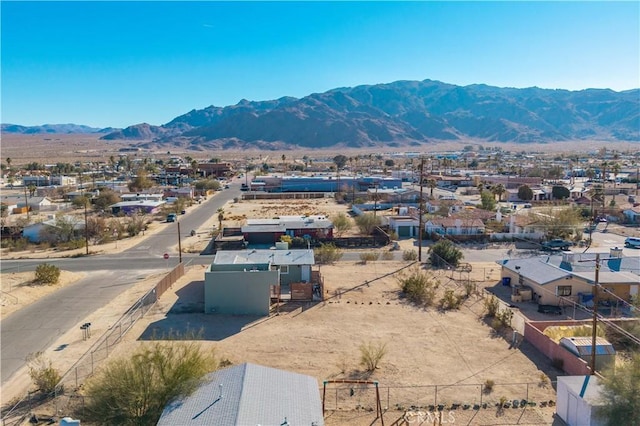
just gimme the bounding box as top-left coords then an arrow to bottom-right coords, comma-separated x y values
499,250 -> 640,307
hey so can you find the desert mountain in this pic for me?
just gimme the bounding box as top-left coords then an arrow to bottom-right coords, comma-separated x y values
1,123 -> 111,134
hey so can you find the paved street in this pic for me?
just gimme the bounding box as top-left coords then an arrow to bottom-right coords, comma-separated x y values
0,182 -> 239,386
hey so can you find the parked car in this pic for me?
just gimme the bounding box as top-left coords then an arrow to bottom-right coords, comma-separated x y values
166,213 -> 177,223
538,304 -> 562,315
624,237 -> 640,249
541,239 -> 573,251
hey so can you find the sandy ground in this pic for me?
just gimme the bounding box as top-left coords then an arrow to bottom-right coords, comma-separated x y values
1,196 -> 563,425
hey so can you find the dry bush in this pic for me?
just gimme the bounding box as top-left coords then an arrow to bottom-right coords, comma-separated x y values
359,341 -> 387,372
27,352 -> 61,394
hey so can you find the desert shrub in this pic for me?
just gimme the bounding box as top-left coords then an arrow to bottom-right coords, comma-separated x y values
463,281 -> 476,298
439,289 -> 463,310
484,379 -> 495,394
359,341 -> 387,372
359,252 -> 379,264
429,239 -> 463,267
355,213 -> 381,235
34,263 -> 60,285
381,251 -> 394,260
402,249 -> 418,261
397,267 -> 439,306
484,295 -> 500,318
290,236 -> 307,248
83,341 -> 217,425
492,308 -> 514,330
60,238 -> 85,250
314,243 -> 343,264
27,352 -> 61,394
332,212 -> 352,237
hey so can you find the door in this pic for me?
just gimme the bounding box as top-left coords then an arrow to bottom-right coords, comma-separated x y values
568,393 -> 578,426
301,265 -> 310,283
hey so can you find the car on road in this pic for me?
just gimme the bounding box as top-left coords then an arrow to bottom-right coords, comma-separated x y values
624,237 -> 640,249
541,239 -> 573,251
166,213 -> 177,223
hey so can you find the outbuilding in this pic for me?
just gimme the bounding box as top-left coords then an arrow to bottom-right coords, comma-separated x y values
556,375 -> 606,426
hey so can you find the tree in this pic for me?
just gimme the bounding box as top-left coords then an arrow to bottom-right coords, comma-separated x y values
71,195 -> 90,209
355,212 -> 381,235
194,179 -> 221,191
6,157 -> 11,169
552,185 -> 571,200
384,159 -> 395,168
597,354 -> 640,426
480,191 -> 496,211
491,184 -> 506,202
28,184 -> 37,197
333,155 -> 348,170
83,340 -> 218,425
331,212 -> 351,237
535,207 -> 582,239
426,179 -> 437,198
128,169 -> 154,192
94,189 -> 121,211
281,154 -> 286,173
397,266 -> 439,305
429,239 -> 463,267
517,185 -> 534,201
314,243 -> 343,264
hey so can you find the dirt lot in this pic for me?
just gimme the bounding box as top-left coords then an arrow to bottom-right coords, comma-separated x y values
2,195 -> 563,425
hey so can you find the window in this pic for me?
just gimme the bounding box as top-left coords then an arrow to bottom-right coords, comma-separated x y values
556,285 -> 572,296
280,265 -> 289,274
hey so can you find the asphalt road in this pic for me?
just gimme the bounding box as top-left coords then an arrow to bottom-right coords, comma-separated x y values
0,181 -> 240,386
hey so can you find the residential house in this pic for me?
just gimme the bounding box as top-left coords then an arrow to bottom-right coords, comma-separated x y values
241,215 -> 333,245
623,208 -> 640,224
499,250 -> 640,306
197,161 -> 233,178
120,193 -> 164,202
204,248 -> 318,315
157,363 -> 324,426
110,199 -> 165,215
0,195 -> 56,213
425,217 -> 485,237
387,215 -> 420,238
22,215 -> 85,243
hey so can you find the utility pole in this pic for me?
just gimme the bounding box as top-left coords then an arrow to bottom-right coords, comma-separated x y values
590,253 -> 600,375
23,184 -> 30,220
84,198 -> 89,255
418,157 -> 425,262
177,220 -> 183,263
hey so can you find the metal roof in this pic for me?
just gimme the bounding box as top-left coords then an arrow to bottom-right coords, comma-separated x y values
560,337 -> 616,356
157,363 -> 324,426
214,249 -> 315,266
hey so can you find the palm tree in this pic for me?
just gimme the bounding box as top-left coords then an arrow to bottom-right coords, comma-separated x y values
491,184 -> 506,202
426,179 -> 437,198
6,157 -> 11,170
281,154 -> 286,174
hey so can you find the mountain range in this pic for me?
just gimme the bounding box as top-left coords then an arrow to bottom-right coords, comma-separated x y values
4,79 -> 639,148
0,123 -> 115,134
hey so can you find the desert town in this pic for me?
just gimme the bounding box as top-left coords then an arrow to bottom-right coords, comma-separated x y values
1,143 -> 640,425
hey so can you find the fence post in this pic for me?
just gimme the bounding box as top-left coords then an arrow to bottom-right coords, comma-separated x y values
91,351 -> 94,374
480,384 -> 483,405
434,385 -> 438,406
75,366 -> 78,388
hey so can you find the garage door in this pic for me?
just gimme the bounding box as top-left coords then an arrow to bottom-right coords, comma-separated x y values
398,226 -> 411,237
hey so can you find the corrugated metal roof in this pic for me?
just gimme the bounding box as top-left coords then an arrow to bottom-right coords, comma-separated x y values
560,337 -> 616,356
214,249 -> 315,266
157,363 -> 324,425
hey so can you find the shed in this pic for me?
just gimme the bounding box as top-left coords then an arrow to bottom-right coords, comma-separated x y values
157,363 -> 324,426
556,375 -> 605,426
559,337 -> 616,372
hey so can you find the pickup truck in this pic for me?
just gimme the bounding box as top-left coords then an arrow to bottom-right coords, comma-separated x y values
541,239 -> 573,251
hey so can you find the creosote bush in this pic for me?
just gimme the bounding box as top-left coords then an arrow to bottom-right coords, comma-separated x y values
402,249 -> 418,261
27,352 -> 61,394
34,263 -> 60,285
439,289 -> 463,310
360,341 -> 388,372
314,243 -> 343,264
83,340 -> 218,425
484,295 -> 500,318
359,252 -> 379,264
397,267 -> 439,306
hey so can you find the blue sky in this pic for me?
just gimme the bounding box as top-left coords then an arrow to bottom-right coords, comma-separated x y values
2,1 -> 639,128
